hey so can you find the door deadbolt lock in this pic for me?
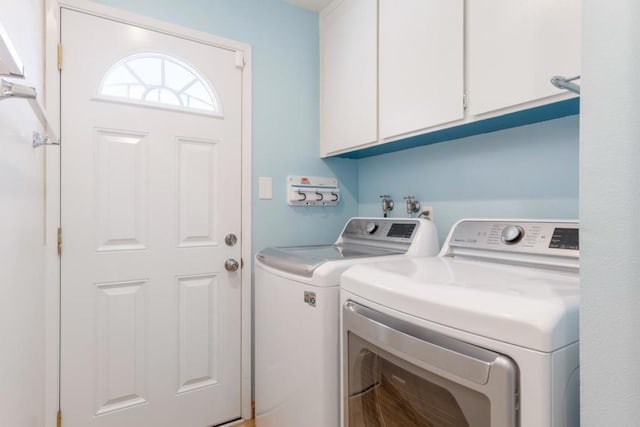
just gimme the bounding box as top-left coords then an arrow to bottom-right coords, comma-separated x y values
225,233 -> 238,246
225,258 -> 240,272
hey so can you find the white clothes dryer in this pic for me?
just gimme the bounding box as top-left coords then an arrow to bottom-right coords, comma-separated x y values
255,217 -> 439,427
341,219 -> 580,427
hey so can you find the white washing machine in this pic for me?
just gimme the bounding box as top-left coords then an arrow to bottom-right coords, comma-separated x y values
341,219 -> 580,427
255,217 -> 440,427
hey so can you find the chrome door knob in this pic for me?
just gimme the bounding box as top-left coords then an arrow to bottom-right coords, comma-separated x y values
225,258 -> 240,272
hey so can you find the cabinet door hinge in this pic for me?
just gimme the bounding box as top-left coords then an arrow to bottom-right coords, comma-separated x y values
57,227 -> 62,256
57,43 -> 63,71
57,410 -> 62,427
463,93 -> 468,110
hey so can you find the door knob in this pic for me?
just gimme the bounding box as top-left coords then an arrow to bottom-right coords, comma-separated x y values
225,258 -> 240,272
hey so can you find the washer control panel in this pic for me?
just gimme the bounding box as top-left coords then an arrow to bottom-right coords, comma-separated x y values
342,218 -> 420,245
448,220 -> 579,256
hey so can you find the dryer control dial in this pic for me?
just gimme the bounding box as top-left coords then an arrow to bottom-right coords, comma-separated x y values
501,225 -> 524,244
366,222 -> 379,234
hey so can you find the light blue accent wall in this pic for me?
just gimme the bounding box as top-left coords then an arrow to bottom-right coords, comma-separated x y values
358,116 -> 579,243
93,0 -> 360,253
91,0 -> 579,254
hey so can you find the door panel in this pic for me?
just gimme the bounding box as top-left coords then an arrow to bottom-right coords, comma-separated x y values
177,274 -> 219,393
96,129 -> 148,251
177,138 -> 219,247
60,8 -> 243,427
94,279 -> 147,416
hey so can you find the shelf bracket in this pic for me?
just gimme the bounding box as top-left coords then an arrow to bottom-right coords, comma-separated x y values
33,131 -> 60,148
1,78 -> 60,146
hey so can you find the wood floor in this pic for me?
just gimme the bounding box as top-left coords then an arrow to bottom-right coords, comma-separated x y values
235,419 -> 255,427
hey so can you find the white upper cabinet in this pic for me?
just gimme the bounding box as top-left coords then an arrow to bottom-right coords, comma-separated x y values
467,0 -> 581,116
320,0 -> 377,156
379,0 -> 464,139
319,0 -> 581,157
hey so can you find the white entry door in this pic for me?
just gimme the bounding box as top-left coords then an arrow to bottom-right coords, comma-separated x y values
60,8 -> 244,427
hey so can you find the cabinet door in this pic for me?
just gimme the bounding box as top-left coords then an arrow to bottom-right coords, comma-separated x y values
320,0 -> 377,156
468,0 -> 581,116
379,0 -> 464,140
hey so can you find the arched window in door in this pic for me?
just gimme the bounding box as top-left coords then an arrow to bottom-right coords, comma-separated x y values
98,52 -> 221,115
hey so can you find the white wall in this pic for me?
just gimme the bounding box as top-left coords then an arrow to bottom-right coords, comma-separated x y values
0,1 -> 47,426
580,0 -> 640,423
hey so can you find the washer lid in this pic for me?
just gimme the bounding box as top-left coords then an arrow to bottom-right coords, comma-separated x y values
341,257 -> 579,352
256,244 -> 403,277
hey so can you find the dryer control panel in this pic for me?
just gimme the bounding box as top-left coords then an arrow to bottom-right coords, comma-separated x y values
446,220 -> 579,258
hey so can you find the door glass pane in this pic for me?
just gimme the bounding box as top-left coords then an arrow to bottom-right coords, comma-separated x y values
127,56 -> 162,86
98,53 -> 221,115
348,333 -> 490,427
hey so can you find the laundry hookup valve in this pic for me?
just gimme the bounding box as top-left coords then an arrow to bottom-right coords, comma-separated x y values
379,194 -> 394,217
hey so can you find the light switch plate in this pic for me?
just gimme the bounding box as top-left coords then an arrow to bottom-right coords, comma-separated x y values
259,177 -> 273,199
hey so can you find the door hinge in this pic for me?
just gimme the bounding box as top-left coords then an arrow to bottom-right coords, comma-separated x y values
57,227 -> 62,256
57,410 -> 62,427
463,93 -> 468,110
235,50 -> 245,69
57,43 -> 63,71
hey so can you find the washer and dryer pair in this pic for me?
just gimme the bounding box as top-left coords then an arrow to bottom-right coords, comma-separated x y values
256,218 -> 580,427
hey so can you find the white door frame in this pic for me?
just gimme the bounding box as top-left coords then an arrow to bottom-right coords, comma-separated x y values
43,1 -> 253,425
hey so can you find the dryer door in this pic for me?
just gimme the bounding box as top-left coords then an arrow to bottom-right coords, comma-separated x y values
342,301 -> 519,427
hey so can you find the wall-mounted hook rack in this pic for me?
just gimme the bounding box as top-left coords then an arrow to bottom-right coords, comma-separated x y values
1,79 -> 59,147
287,175 -> 340,206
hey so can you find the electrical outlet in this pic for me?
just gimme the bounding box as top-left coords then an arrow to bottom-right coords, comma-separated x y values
418,205 -> 434,221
